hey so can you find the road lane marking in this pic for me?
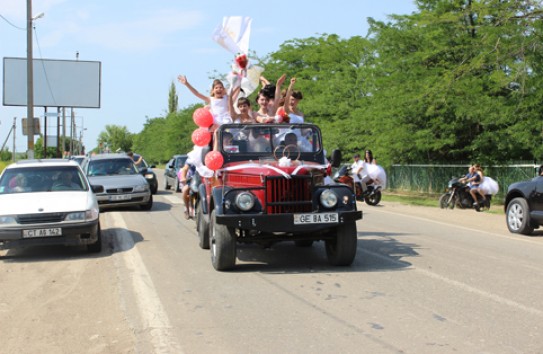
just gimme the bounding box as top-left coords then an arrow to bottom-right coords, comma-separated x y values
109,212 -> 184,354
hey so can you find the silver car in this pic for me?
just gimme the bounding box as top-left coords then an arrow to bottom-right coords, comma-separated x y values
81,154 -> 153,210
0,159 -> 102,253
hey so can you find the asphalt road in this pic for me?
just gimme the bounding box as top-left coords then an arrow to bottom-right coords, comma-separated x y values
1,175 -> 542,354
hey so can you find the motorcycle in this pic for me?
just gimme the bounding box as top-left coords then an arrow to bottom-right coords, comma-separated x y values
439,177 -> 491,211
333,165 -> 382,206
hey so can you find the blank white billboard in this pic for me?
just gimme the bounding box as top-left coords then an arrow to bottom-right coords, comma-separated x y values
3,57 -> 101,108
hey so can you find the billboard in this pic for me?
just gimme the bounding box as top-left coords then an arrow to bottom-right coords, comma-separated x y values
2,57 -> 101,108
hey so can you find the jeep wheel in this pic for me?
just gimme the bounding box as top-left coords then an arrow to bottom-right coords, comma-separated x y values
325,222 -> 357,266
197,202 -> 210,249
87,224 -> 102,253
506,197 -> 534,235
210,210 -> 236,270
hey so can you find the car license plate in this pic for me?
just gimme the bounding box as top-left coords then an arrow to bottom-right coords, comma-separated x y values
293,213 -> 338,225
23,228 -> 62,238
109,194 -> 131,201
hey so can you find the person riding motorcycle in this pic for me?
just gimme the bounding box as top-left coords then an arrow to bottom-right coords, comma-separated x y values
351,153 -> 370,193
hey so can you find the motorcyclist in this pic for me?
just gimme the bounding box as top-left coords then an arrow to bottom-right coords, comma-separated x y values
351,153 -> 368,193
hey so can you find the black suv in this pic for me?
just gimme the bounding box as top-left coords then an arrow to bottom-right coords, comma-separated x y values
164,154 -> 188,192
505,172 -> 543,235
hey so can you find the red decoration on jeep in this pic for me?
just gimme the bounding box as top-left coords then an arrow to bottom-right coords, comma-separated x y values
193,108 -> 213,128
204,151 -> 224,170
192,128 -> 211,147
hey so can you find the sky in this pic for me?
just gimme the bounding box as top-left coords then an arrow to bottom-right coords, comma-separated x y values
0,0 -> 417,154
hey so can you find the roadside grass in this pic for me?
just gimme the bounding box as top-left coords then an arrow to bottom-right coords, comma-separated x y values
382,191 -> 503,214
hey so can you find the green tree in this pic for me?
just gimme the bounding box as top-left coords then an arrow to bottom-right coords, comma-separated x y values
97,125 -> 133,153
168,81 -> 178,114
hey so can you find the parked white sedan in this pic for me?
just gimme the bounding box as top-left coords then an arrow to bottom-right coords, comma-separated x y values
0,159 -> 103,253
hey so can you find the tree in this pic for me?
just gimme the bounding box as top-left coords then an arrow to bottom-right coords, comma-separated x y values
97,125 -> 133,153
168,81 -> 178,114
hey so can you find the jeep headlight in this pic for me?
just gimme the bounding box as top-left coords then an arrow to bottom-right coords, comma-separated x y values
236,192 -> 255,211
319,189 -> 338,208
144,173 -> 154,180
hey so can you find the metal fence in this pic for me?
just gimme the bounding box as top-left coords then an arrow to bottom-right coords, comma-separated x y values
388,163 -> 540,201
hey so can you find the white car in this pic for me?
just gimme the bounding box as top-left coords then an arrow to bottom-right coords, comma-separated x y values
0,159 -> 102,253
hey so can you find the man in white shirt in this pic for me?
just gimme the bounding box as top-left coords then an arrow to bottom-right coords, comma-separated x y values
351,153 -> 367,192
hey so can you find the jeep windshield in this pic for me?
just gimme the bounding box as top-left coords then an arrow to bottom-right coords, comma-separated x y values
217,123 -> 325,163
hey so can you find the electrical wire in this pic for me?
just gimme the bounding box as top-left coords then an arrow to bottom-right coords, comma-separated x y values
33,25 -> 57,106
0,14 -> 25,30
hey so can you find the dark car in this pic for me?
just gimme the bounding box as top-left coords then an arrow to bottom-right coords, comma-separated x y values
164,154 -> 187,192
133,154 -> 158,194
504,172 -> 543,235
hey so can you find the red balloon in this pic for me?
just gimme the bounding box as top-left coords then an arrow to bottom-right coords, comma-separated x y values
191,128 -> 211,147
193,108 -> 213,128
204,151 -> 224,171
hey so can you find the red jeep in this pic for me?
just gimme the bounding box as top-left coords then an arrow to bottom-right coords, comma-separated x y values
196,123 -> 362,271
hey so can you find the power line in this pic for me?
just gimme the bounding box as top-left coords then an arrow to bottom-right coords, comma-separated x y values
33,25 -> 57,106
0,14 -> 25,30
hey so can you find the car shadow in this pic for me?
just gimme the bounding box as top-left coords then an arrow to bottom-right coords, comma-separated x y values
233,231 -> 416,274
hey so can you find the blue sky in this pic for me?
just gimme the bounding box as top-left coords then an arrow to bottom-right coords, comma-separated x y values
1,0 -> 417,153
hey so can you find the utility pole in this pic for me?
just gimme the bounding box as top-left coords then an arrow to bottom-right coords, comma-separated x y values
13,118 -> 17,162
26,0 -> 35,159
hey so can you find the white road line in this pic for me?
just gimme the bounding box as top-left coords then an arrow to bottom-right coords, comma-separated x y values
109,212 -> 184,354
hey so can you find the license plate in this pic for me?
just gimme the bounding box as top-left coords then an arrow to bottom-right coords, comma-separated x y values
23,228 -> 62,238
293,213 -> 338,225
109,194 -> 131,201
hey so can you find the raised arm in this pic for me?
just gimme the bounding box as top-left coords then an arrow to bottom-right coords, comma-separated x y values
228,86 -> 241,120
269,74 -> 286,116
177,75 -> 210,104
283,77 -> 296,114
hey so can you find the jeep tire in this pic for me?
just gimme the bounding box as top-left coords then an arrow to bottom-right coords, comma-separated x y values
210,210 -> 237,271
325,222 -> 357,266
197,202 -> 210,249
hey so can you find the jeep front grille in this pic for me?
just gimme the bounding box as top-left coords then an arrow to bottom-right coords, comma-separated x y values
265,176 -> 312,214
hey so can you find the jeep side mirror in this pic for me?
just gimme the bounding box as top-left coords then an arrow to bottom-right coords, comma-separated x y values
330,149 -> 342,168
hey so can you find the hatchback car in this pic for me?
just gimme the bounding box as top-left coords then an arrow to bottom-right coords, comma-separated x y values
81,154 -> 153,210
504,171 -> 543,235
0,159 -> 102,253
164,154 -> 187,192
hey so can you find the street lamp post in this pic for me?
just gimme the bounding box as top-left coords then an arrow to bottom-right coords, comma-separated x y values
26,0 -> 43,160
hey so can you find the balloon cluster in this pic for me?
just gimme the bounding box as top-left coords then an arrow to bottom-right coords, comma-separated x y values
190,108 -> 224,171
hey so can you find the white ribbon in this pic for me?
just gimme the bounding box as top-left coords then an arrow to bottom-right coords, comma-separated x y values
292,163 -> 329,175
218,162 -> 291,179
